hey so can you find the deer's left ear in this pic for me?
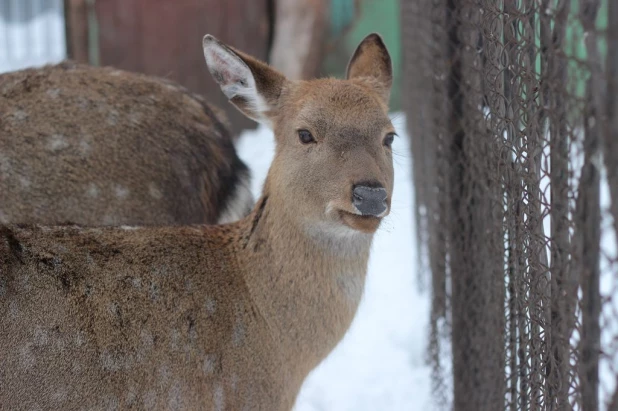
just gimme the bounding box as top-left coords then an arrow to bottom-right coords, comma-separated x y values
203,34 -> 287,127
346,33 -> 393,105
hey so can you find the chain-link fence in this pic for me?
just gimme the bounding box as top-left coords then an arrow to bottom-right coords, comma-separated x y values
401,0 -> 618,409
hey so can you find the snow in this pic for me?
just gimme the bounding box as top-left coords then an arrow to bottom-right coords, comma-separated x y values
236,114 -> 433,411
0,1 -> 66,74
599,166 -> 618,407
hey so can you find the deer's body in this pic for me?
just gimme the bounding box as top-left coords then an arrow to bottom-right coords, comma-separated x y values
0,34 -> 395,410
0,194 -> 368,410
0,62 -> 252,226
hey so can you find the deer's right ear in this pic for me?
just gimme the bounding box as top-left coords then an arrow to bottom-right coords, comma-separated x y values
203,35 -> 286,127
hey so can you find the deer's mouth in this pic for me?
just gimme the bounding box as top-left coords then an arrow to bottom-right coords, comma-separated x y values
338,210 -> 382,233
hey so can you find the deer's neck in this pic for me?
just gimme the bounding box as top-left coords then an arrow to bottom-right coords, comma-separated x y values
238,192 -> 373,375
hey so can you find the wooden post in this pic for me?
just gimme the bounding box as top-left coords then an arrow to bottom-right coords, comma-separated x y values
269,0 -> 329,80
64,0 -> 90,63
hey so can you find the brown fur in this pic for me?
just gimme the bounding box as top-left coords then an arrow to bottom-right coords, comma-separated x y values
0,61 -> 252,226
0,34 -> 395,410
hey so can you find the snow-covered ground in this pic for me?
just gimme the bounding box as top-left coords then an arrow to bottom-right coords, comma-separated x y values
236,115 -> 433,411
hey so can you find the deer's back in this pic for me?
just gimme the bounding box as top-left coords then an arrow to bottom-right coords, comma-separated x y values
0,224 -> 286,410
0,62 -> 251,226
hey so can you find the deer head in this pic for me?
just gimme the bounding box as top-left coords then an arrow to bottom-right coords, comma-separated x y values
203,33 -> 395,237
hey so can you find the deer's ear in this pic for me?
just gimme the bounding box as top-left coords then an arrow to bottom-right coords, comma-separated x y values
346,33 -> 393,105
203,35 -> 287,127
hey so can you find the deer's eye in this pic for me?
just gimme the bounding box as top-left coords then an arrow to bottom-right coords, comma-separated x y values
298,129 -> 315,144
383,132 -> 396,148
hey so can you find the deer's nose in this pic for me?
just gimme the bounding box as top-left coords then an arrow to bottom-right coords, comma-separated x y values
352,184 -> 388,216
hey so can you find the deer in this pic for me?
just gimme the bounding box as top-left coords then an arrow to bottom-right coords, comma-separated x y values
0,32 -> 395,410
0,61 -> 252,227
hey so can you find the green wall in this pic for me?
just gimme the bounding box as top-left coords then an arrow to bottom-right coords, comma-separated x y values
325,0 -> 402,110
324,0 -> 609,112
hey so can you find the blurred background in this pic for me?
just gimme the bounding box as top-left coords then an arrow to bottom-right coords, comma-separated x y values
3,1 -> 618,410
0,0 -> 401,134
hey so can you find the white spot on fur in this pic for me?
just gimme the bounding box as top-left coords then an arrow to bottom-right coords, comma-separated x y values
121,225 -> 138,230
9,301 -> 19,320
126,389 -> 137,406
12,109 -> 28,121
158,364 -> 171,383
87,183 -> 99,198
75,331 -> 86,347
100,350 -> 126,371
148,281 -> 159,300
140,329 -> 154,349
109,302 -> 119,316
55,244 -> 68,254
52,387 -> 68,402
231,374 -> 239,392
132,277 -> 142,289
205,297 -> 216,315
33,326 -> 49,346
48,134 -> 69,152
233,321 -> 245,347
214,384 -> 225,411
79,136 -> 92,157
54,335 -> 67,353
19,343 -> 35,368
18,175 -> 31,189
143,390 -> 157,409
19,274 -> 32,292
171,329 -> 180,351
128,112 -> 142,125
168,381 -> 182,409
217,171 -> 254,224
148,182 -> 163,200
47,88 -> 61,99
77,96 -> 90,110
101,395 -> 119,410
0,153 -> 10,176
203,36 -> 272,127
203,354 -> 216,375
114,184 -> 129,200
137,329 -> 153,363
107,110 -> 120,126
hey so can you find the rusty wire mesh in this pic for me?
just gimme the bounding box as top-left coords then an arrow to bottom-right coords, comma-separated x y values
401,0 -> 618,409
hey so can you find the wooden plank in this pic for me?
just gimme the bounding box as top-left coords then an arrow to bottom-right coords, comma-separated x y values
95,0 -> 271,133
